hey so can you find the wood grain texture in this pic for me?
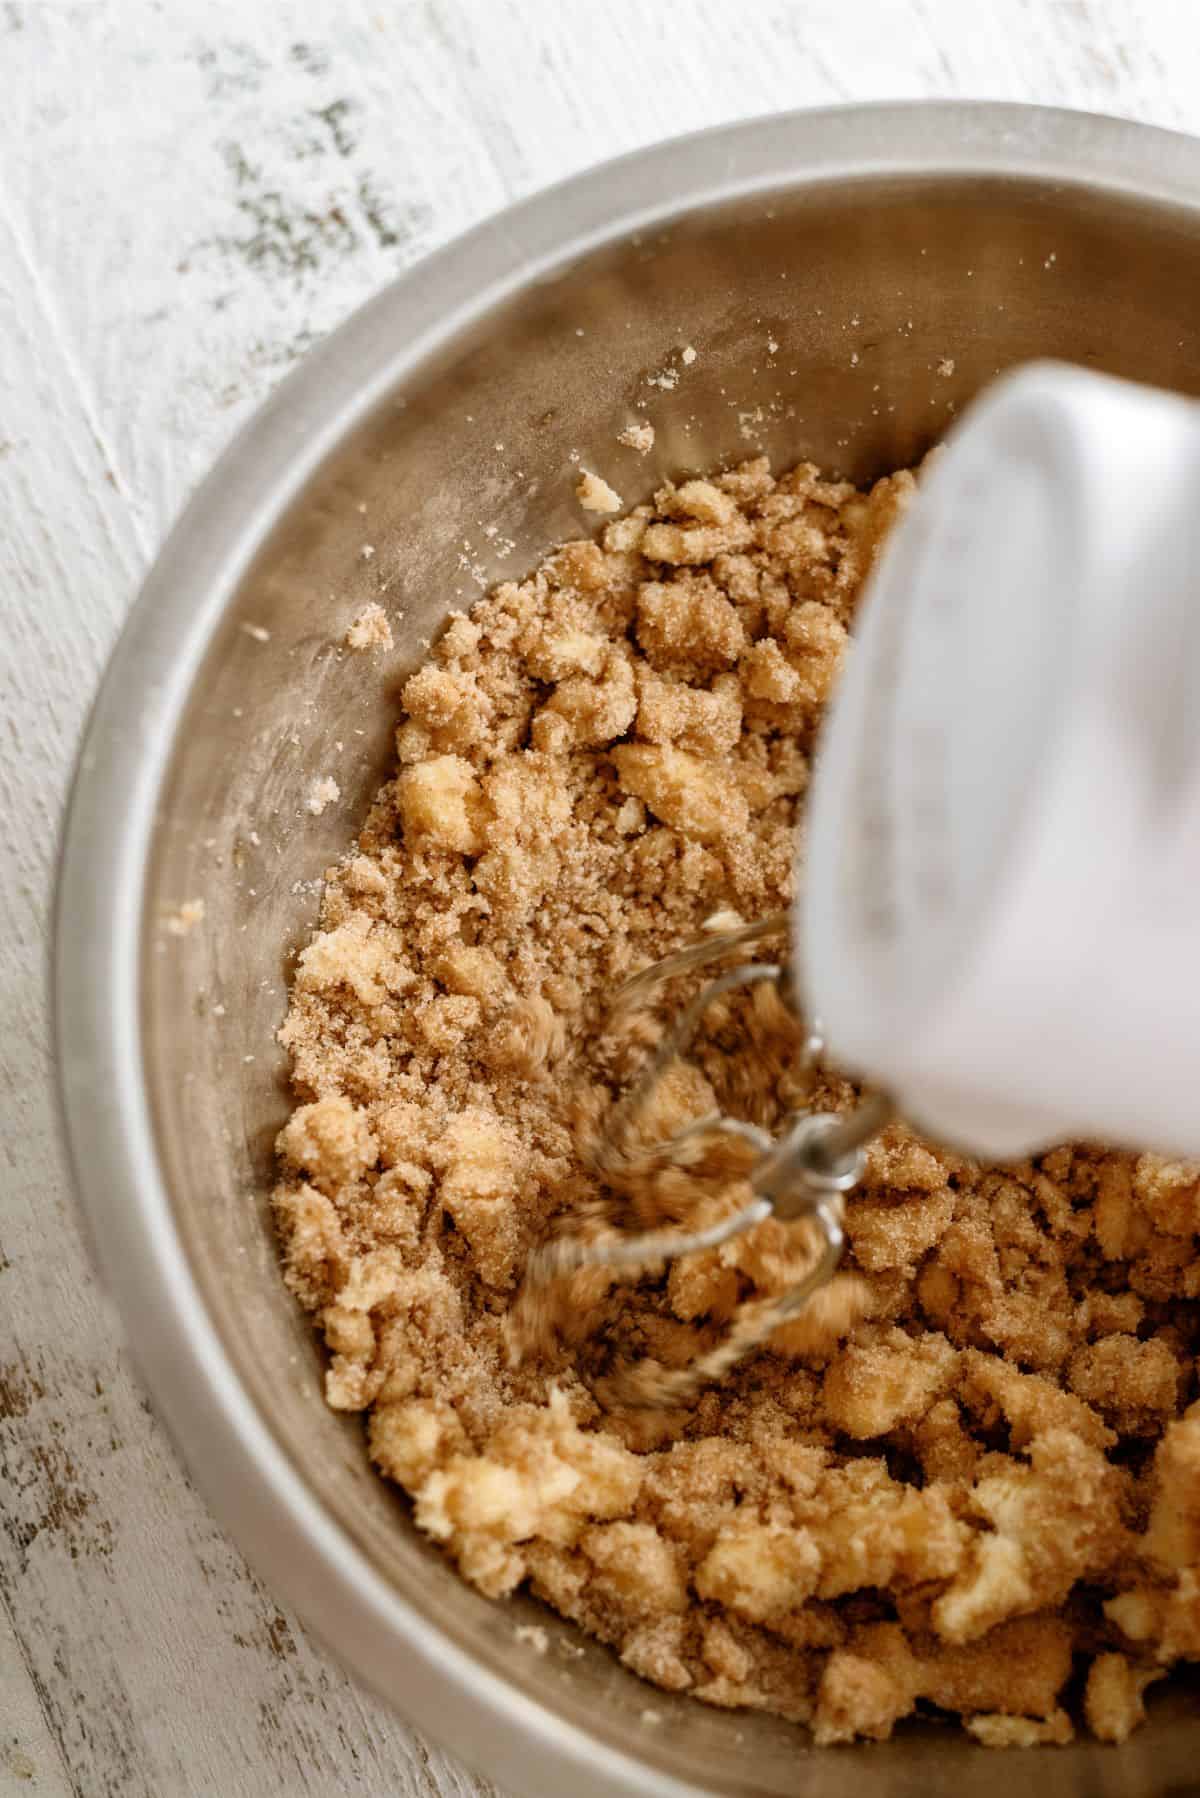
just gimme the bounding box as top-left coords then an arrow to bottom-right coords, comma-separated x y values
3,0 -> 1200,1791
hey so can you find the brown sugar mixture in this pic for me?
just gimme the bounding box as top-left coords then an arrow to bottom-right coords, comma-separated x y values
274,456 -> 1200,1748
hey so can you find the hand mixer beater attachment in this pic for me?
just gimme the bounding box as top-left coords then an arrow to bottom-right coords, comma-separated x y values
512,911 -> 891,1409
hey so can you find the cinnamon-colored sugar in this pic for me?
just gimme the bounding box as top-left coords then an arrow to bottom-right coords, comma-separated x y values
274,456 -> 1200,1746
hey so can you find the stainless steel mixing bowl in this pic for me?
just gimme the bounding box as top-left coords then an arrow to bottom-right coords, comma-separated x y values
55,103 -> 1200,1797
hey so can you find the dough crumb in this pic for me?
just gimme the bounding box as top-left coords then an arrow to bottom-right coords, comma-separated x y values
1084,1652 -> 1164,1743
576,470 -> 623,514
163,898 -> 205,936
965,1710 -> 1074,1748
618,421 -> 656,454
345,603 -> 394,651
305,776 -> 341,816
681,345 -> 697,365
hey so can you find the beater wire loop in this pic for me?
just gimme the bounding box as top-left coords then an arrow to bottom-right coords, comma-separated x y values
516,912 -> 892,1408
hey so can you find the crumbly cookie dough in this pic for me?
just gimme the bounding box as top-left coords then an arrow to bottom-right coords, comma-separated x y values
274,455 -> 1200,1747
345,601 -> 394,652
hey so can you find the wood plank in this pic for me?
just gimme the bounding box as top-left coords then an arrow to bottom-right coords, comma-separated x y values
0,1595 -> 74,1797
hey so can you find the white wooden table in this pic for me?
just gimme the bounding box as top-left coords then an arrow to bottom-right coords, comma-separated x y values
3,2 -> 1200,1791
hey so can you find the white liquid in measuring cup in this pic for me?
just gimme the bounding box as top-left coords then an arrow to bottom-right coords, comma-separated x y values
803,361 -> 1200,1159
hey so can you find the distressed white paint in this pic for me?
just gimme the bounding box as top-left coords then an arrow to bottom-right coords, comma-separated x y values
2,0 -> 1199,1791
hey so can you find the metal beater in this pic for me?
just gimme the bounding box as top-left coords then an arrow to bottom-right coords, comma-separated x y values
514,912 -> 891,1408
